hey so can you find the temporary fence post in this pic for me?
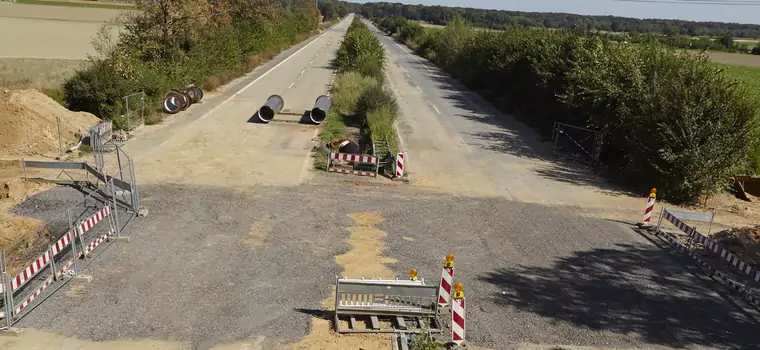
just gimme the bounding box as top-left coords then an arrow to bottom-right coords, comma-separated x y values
129,157 -> 139,211
116,145 -> 124,182
707,212 -> 714,236
124,95 -> 131,131
655,207 -> 664,232
67,209 -> 80,276
49,245 -> 57,281
57,117 -> 64,157
22,158 -> 27,180
110,179 -> 122,236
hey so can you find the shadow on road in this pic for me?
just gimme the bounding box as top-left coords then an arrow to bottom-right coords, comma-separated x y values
478,243 -> 759,349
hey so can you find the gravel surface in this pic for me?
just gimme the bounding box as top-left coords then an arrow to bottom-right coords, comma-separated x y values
13,181 -> 759,349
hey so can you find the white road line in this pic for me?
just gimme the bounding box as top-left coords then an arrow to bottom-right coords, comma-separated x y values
153,25 -> 337,150
432,105 -> 440,114
417,86 -> 423,92
301,69 -> 306,75
309,60 -> 314,64
405,73 -> 411,78
288,82 -> 295,89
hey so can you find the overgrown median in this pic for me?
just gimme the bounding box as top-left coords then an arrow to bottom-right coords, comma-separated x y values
375,17 -> 760,203
315,17 -> 399,172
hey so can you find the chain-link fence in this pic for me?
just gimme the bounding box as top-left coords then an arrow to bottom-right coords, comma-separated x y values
120,92 -> 145,132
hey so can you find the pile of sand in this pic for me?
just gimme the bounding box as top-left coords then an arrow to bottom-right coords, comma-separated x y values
714,225 -> 760,265
0,88 -> 100,157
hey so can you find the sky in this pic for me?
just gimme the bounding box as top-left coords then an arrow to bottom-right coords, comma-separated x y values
356,0 -> 760,25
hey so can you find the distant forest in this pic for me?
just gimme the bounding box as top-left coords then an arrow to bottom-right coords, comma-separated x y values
356,1 -> 760,38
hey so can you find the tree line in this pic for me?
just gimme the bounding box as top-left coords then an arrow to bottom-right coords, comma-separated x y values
375,17 -> 760,203
63,0 -> 326,128
361,2 -> 760,39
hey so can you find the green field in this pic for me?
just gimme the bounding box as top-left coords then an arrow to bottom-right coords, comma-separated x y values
719,64 -> 760,97
12,0 -> 135,10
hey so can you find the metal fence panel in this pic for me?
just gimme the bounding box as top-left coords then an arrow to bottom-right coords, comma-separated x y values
551,122 -> 602,166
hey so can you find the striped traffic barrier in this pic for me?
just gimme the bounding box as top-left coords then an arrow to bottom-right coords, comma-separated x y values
437,254 -> 455,308
451,282 -> 466,346
395,152 -> 405,178
641,188 -> 656,225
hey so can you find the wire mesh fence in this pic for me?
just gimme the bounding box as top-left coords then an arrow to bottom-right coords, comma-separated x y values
551,122 -> 603,166
121,92 -> 145,132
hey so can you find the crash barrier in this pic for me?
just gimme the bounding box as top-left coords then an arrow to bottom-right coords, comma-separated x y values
334,276 -> 442,333
641,188 -> 656,225
655,208 -> 759,308
0,180 -> 122,329
163,86 -> 203,115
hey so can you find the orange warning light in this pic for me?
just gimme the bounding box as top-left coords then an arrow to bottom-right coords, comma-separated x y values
445,254 -> 454,262
650,188 -> 657,194
453,282 -> 463,292
409,269 -> 418,280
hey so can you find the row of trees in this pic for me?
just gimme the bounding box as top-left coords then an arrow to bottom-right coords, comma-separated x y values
375,17 -> 760,203
362,2 -> 760,38
63,0 -> 325,126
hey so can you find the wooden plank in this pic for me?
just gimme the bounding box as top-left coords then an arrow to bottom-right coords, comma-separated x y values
370,315 -> 380,330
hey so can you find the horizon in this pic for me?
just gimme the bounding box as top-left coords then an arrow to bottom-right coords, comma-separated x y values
352,0 -> 760,26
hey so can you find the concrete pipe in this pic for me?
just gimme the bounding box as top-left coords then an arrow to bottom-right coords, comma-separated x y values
162,92 -> 185,114
258,94 -> 284,123
309,95 -> 331,124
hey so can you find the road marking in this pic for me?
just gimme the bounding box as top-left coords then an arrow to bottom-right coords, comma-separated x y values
301,69 -> 306,75
432,105 -> 440,114
417,86 -> 423,92
405,73 -> 411,78
288,82 -> 295,89
309,60 -> 314,64
152,21 -> 340,150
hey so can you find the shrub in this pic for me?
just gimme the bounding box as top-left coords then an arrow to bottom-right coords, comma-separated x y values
376,17 -> 760,202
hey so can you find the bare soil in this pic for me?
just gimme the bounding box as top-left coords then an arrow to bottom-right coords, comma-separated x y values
0,89 -> 100,157
704,51 -> 760,68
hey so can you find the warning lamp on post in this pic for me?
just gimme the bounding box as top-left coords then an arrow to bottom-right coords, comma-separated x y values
444,254 -> 455,268
409,269 -> 418,281
650,188 -> 657,198
453,282 -> 464,299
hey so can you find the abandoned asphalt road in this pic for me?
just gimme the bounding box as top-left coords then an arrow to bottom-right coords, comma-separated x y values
2,13 -> 758,350
10,181 -> 759,350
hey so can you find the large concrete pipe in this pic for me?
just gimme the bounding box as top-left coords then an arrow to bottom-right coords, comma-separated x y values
310,95 -> 331,124
258,94 -> 284,123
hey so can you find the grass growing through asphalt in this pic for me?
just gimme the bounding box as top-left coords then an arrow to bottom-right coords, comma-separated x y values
13,0 -> 136,10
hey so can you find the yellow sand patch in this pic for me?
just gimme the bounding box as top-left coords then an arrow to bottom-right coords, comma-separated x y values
238,221 -> 270,248
283,211 -> 396,349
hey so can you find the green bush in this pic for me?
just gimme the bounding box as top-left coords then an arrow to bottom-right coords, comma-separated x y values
376,17 -> 760,202
336,18 -> 386,80
63,0 -> 322,127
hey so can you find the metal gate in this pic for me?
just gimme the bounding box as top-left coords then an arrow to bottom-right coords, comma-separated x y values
551,122 -> 602,166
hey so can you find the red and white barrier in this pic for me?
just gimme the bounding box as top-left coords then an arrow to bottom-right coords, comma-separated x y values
5,250 -> 51,294
12,274 -> 54,316
661,209 -> 696,237
395,152 -> 405,178
79,206 -> 111,235
437,255 -> 454,307
451,283 -> 466,346
327,152 -> 379,177
641,188 -> 656,225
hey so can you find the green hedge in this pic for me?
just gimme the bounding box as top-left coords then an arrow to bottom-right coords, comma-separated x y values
377,17 -> 760,203
64,0 -> 324,130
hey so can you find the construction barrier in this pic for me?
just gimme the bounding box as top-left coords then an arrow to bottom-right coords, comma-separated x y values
395,152 -> 405,178
437,254 -> 454,308
655,208 -> 759,308
641,188 -> 656,225
451,283 -> 466,346
334,274 -> 441,333
327,153 -> 380,177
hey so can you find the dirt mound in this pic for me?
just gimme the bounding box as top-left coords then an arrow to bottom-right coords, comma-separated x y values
0,88 -> 100,157
714,225 -> 760,265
